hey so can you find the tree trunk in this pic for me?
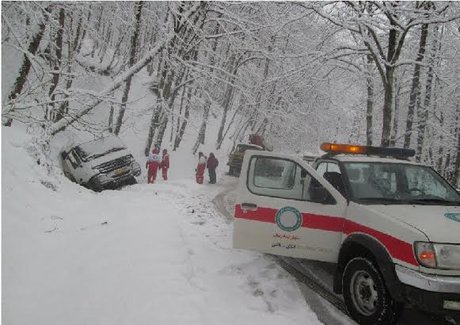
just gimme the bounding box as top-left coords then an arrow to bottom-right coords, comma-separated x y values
49,7 -> 65,121
155,114 -> 169,148
404,23 -> 429,149
452,105 -> 460,187
380,14 -> 399,147
192,99 -> 210,154
381,67 -> 394,147
173,87 -> 193,151
114,1 -> 144,135
216,63 -> 238,147
76,9 -> 90,53
390,80 -> 400,147
216,103 -> 240,150
415,24 -> 436,162
6,6 -> 50,108
108,104 -> 114,133
144,104 -> 161,156
365,54 -> 374,146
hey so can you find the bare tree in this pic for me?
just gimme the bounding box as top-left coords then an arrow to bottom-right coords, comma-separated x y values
113,1 -> 144,135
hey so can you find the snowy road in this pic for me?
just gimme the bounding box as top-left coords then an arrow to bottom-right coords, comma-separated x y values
3,130 -> 322,325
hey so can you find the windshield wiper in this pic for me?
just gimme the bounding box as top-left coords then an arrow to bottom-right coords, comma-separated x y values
86,147 -> 124,161
406,198 -> 460,206
357,197 -> 409,205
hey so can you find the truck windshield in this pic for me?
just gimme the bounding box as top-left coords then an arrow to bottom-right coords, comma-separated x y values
74,137 -> 126,162
342,162 -> 460,206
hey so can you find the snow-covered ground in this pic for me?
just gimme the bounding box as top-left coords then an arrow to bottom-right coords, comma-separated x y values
2,126 -> 323,325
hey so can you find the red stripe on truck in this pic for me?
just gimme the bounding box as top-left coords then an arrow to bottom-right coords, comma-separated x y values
234,204 -> 418,266
343,220 -> 418,266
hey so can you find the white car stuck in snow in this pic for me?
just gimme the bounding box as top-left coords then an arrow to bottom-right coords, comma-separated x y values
61,135 -> 141,191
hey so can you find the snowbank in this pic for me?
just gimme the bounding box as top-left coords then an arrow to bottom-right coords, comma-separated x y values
2,126 -> 321,325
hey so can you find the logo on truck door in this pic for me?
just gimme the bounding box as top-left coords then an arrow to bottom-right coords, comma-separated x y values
445,213 -> 460,223
275,207 -> 302,232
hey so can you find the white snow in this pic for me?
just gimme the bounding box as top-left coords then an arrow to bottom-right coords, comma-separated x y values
2,125 -> 323,325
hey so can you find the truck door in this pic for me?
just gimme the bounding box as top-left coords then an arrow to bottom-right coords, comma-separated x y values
233,151 -> 347,262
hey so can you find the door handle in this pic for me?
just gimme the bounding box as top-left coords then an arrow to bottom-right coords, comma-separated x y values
241,203 -> 258,211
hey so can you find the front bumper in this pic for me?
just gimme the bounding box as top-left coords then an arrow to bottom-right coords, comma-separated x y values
395,265 -> 460,314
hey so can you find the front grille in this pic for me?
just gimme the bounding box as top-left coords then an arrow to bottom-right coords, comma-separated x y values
95,155 -> 133,173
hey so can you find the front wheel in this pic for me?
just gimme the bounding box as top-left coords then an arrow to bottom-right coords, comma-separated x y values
342,257 -> 402,325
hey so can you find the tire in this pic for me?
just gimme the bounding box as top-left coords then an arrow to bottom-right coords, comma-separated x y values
229,166 -> 235,176
126,176 -> 137,186
342,257 -> 402,325
86,177 -> 104,192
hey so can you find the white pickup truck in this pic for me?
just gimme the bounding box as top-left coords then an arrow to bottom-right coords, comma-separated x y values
233,143 -> 460,325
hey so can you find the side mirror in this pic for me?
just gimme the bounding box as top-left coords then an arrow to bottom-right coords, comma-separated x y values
301,168 -> 307,179
61,151 -> 68,160
300,168 -> 307,185
310,183 -> 336,205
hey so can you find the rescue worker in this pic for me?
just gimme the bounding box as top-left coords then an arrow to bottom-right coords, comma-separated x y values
160,149 -> 170,181
207,152 -> 219,184
146,147 -> 161,184
196,152 -> 207,184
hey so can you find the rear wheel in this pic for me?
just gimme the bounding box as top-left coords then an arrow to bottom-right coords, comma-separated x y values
342,257 -> 401,325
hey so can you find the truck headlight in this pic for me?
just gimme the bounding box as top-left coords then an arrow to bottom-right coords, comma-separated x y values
95,173 -> 110,184
434,244 -> 460,270
131,161 -> 141,176
415,242 -> 460,270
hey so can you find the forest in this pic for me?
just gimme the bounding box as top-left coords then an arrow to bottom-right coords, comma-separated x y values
2,1 -> 460,186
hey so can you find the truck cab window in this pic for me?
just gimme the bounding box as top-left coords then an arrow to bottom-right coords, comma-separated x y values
248,156 -> 335,204
316,161 -> 346,197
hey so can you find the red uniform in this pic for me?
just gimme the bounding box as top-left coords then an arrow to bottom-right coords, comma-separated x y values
160,149 -> 170,181
196,152 -> 206,184
146,148 -> 161,184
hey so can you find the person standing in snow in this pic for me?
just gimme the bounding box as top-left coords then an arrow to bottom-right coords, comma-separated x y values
160,149 -> 170,181
146,147 -> 161,184
195,152 -> 207,184
207,152 -> 218,184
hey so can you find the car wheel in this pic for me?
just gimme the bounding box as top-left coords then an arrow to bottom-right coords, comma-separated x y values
229,166 -> 235,176
127,176 -> 137,185
342,257 -> 401,325
86,177 -> 104,192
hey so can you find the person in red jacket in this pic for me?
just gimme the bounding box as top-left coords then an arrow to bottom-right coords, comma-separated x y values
196,152 -> 206,184
160,149 -> 170,181
146,147 -> 161,184
206,152 -> 219,184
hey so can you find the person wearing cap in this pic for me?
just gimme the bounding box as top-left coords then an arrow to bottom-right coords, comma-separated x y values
146,147 -> 161,184
196,152 -> 207,184
160,149 -> 170,180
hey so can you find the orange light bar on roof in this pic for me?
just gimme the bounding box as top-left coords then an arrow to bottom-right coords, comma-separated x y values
320,142 -> 416,158
320,143 -> 367,155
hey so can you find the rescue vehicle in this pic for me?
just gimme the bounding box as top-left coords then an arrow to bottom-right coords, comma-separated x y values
233,143 -> 460,325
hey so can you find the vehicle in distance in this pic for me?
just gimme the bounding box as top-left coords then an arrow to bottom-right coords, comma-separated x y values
233,142 -> 460,325
227,143 -> 264,176
61,135 -> 141,191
